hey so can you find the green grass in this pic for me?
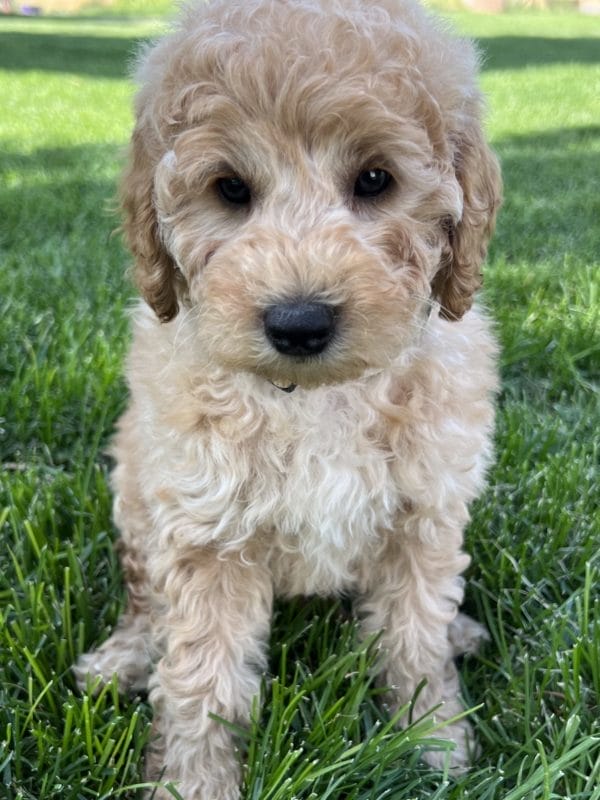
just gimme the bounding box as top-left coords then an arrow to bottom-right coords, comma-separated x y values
1,8 -> 599,800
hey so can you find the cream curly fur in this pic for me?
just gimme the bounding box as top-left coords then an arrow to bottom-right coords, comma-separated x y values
74,0 -> 502,797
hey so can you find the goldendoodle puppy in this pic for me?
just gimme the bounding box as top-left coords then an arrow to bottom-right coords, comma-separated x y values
75,0 -> 501,797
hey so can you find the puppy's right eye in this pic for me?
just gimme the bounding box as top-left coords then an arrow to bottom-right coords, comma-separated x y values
353,168 -> 393,198
217,176 -> 252,205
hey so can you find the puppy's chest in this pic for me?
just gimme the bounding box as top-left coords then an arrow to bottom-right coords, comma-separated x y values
155,387 -> 405,591
241,393 -> 399,588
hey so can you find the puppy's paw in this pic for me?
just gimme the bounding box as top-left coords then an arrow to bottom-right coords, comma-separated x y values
448,612 -> 490,657
143,778 -> 241,800
421,716 -> 478,772
73,636 -> 151,693
144,729 -> 242,800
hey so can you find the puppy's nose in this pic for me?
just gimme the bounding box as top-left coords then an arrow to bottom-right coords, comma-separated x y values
264,301 -> 336,356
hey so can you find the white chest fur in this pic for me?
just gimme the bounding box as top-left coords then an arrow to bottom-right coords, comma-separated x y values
251,385 -> 400,594
137,381 -> 399,594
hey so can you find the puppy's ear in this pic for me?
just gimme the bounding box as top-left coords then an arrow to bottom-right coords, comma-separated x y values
120,125 -> 179,322
432,126 -> 501,320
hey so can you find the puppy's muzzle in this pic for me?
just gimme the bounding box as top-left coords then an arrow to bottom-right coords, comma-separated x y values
264,301 -> 336,357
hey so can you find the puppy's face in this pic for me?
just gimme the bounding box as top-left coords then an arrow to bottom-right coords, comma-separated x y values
124,1 -> 501,389
154,89 -> 462,388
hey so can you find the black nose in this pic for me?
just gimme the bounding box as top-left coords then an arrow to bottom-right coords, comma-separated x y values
264,301 -> 336,356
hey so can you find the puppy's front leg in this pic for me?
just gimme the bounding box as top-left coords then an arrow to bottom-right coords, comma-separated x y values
358,518 -> 477,769
147,547 -> 272,800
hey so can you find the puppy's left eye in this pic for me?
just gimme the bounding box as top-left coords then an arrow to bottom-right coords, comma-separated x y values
354,168 -> 393,198
217,176 -> 252,205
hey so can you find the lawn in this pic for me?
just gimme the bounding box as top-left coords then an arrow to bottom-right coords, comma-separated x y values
1,7 -> 599,800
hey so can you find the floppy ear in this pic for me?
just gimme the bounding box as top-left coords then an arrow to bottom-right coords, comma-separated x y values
120,124 -> 180,322
432,125 -> 502,320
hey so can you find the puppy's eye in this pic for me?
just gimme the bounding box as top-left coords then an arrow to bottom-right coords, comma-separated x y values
217,176 -> 251,205
354,168 -> 392,198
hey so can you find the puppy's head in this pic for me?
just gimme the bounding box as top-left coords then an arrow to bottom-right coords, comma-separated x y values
122,0 -> 501,389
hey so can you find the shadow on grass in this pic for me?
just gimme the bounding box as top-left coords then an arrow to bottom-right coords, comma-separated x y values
487,126 -> 600,389
491,126 -> 600,265
478,35 -> 600,71
0,142 -> 131,465
0,29 -> 149,78
0,141 -> 125,174
0,143 -> 123,251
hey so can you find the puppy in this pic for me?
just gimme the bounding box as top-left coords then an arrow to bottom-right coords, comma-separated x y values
75,0 -> 501,797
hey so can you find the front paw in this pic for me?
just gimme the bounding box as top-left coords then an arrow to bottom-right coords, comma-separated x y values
144,728 -> 242,800
421,715 -> 479,772
144,778 -> 241,800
